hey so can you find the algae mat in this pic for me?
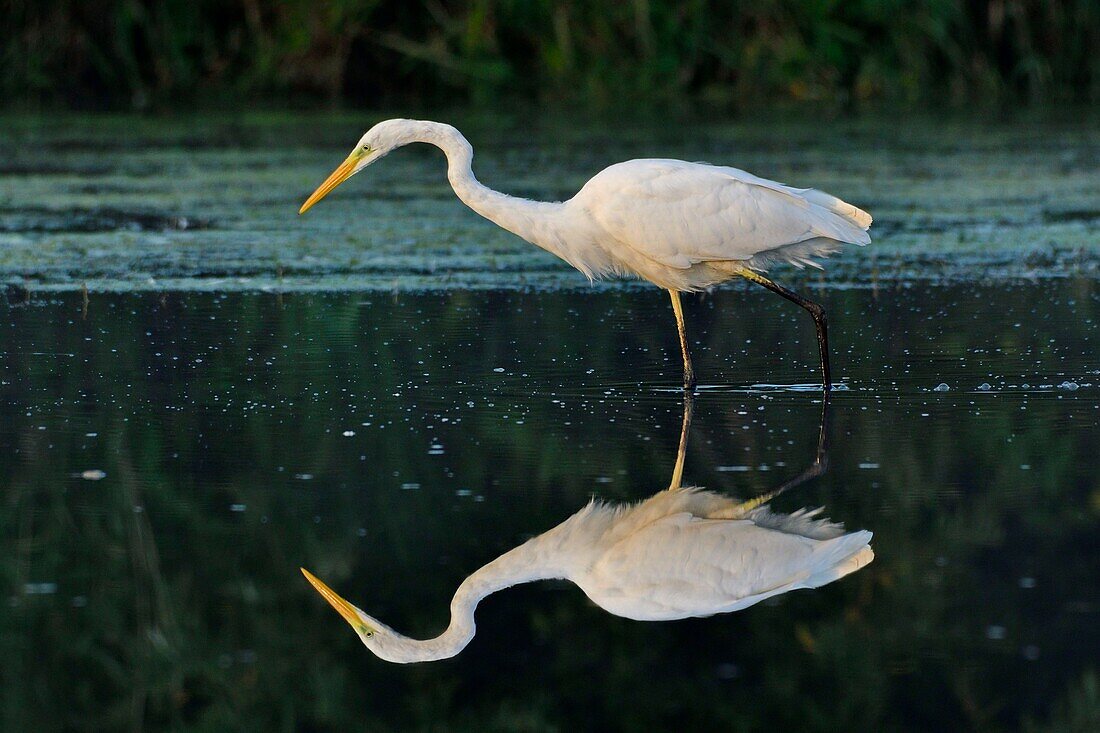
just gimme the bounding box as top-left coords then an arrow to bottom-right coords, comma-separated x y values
0,112 -> 1097,292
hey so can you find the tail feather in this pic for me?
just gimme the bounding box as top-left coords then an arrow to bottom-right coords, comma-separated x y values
801,188 -> 873,230
803,530 -> 874,588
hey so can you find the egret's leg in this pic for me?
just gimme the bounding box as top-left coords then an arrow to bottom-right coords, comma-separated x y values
668,289 -> 697,391
733,267 -> 831,391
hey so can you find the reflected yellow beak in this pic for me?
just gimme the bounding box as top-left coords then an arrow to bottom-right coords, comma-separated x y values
301,567 -> 369,632
299,152 -> 362,214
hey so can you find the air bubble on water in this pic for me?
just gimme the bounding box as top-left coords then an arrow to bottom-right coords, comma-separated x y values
79,469 -> 106,480
342,430 -> 356,436
230,503 -> 246,512
1058,381 -> 1079,390
24,582 -> 58,595
933,383 -> 950,392
400,482 -> 420,491
493,367 -> 505,373
977,383 -> 992,390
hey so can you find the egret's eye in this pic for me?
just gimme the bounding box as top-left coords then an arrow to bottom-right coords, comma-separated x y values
361,144 -> 372,153
364,630 -> 374,638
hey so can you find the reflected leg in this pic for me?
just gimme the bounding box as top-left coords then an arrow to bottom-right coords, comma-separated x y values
735,392 -> 830,513
668,289 -> 697,391
733,266 -> 831,391
667,391 -> 695,491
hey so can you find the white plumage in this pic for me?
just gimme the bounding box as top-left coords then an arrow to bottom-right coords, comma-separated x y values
572,159 -> 871,288
572,488 -> 874,620
299,119 -> 873,389
301,486 -> 874,664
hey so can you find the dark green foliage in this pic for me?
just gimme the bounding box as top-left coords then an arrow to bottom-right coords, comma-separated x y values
3,1 -> 1097,109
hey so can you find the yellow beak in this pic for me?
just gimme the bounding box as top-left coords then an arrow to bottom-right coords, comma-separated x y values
299,152 -> 361,214
301,567 -> 369,632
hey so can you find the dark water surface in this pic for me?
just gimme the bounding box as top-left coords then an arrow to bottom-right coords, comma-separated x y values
1,281 -> 1098,731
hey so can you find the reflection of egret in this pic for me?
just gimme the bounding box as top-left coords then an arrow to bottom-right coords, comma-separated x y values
299,120 -> 872,390
302,395 -> 871,664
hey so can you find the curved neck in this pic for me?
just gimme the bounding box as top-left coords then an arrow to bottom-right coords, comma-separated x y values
407,121 -> 575,260
377,529 -> 568,663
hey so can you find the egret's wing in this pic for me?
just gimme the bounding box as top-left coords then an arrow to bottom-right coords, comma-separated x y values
577,160 -> 870,269
579,512 -> 870,621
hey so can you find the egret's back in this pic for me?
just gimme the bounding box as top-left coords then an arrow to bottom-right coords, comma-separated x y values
569,159 -> 871,288
568,488 -> 873,621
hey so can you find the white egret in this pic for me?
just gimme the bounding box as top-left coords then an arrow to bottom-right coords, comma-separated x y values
299,119 -> 872,390
301,487 -> 872,664
302,392 -> 870,664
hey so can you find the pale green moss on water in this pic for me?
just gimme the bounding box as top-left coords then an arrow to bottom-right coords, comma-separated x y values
1,112 -> 1097,292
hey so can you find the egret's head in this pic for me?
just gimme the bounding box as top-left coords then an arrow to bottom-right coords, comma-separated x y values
300,567 -> 396,658
298,119 -> 421,214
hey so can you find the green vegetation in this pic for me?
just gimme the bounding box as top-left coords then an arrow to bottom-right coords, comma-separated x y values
5,1 -> 1097,110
